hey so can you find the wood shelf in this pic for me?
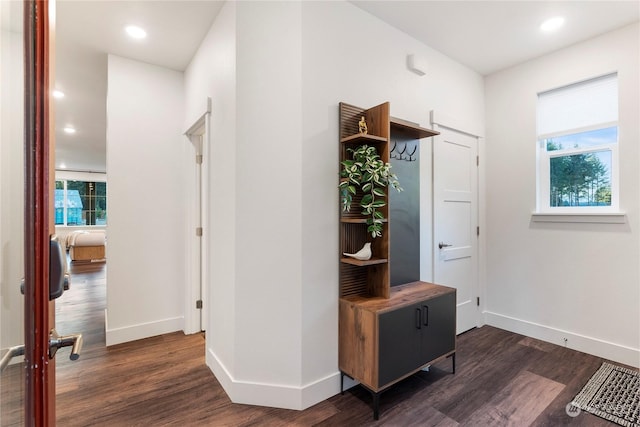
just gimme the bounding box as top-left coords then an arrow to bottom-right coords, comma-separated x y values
390,117 -> 439,139
340,133 -> 387,144
340,257 -> 388,266
341,281 -> 454,312
340,218 -> 388,224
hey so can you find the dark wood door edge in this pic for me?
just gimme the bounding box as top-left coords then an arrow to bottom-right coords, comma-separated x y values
23,1 -> 55,425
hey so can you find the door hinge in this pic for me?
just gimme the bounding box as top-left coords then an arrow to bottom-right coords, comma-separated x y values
196,227 -> 203,237
196,300 -> 203,309
477,297 -> 480,307
477,226 -> 480,236
196,154 -> 203,164
476,155 -> 479,166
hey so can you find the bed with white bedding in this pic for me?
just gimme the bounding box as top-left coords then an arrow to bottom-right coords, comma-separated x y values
66,230 -> 106,262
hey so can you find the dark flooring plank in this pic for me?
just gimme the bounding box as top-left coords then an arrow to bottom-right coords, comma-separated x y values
518,336 -> 558,353
462,370 -> 564,426
379,401 -> 459,426
52,261 -> 623,426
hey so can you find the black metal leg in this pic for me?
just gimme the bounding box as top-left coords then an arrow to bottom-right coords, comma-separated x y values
446,353 -> 456,374
447,353 -> 456,374
343,378 -> 382,420
372,391 -> 380,421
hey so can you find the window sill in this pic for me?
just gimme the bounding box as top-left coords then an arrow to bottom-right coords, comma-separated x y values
531,212 -> 626,224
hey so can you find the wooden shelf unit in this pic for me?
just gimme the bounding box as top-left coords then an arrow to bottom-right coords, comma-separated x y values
338,102 -> 440,299
340,133 -> 387,144
340,257 -> 388,267
339,102 -> 391,299
340,218 -> 388,224
390,116 -> 439,139
338,102 -> 451,420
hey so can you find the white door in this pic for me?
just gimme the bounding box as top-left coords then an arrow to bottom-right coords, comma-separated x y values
433,126 -> 479,334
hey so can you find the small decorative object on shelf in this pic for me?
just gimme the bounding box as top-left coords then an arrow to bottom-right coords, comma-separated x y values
343,242 -> 372,261
339,145 -> 402,238
358,116 -> 368,134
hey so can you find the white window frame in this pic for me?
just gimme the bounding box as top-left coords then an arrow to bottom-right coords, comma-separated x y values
535,74 -> 622,221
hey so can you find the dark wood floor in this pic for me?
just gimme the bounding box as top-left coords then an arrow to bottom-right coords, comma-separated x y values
7,261 -> 625,425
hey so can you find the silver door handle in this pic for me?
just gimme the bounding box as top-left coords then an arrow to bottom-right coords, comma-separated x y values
0,345 -> 25,373
49,329 -> 83,361
438,242 -> 453,249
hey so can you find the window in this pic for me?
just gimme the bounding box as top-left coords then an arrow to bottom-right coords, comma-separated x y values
537,73 -> 618,213
55,180 -> 107,226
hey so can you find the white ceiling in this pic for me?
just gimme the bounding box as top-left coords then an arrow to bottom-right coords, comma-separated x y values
352,1 -> 640,76
54,0 -> 224,172
45,1 -> 640,172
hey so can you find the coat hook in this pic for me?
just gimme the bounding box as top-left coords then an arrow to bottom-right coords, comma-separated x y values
407,145 -> 417,162
397,143 -> 407,160
390,141 -> 398,159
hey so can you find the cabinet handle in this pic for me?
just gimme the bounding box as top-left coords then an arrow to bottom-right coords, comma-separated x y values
415,308 -> 422,329
423,305 -> 429,326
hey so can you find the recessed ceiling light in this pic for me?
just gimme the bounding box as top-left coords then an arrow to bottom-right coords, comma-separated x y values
125,25 -> 147,39
540,16 -> 565,33
63,127 -> 76,134
53,90 -> 65,99
59,163 -> 67,169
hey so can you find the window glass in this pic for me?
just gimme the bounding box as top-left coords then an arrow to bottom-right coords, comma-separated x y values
549,150 -> 612,207
537,74 -> 618,212
544,127 -> 617,152
54,180 -> 107,225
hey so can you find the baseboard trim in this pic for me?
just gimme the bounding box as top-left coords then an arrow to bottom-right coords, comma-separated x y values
300,371 -> 341,410
105,313 -> 183,346
206,347 -> 340,410
484,311 -> 639,367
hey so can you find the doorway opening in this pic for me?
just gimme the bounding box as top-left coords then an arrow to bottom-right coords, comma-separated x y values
184,99 -> 211,334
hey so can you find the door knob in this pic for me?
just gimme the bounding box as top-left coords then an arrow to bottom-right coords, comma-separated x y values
438,242 -> 453,249
49,329 -> 83,361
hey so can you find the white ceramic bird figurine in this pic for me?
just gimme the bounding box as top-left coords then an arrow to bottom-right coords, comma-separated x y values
343,242 -> 372,261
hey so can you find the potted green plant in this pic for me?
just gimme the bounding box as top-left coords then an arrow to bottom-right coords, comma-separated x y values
339,145 -> 402,238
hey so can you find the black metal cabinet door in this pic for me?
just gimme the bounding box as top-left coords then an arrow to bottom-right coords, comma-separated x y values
419,292 -> 456,365
378,303 -> 422,387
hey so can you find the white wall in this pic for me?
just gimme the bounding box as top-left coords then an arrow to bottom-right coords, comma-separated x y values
105,55 -> 186,346
300,2 -> 484,404
184,0 -> 238,392
184,0 -> 484,410
235,0 -> 303,396
0,25 -> 24,353
485,23 -> 640,367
